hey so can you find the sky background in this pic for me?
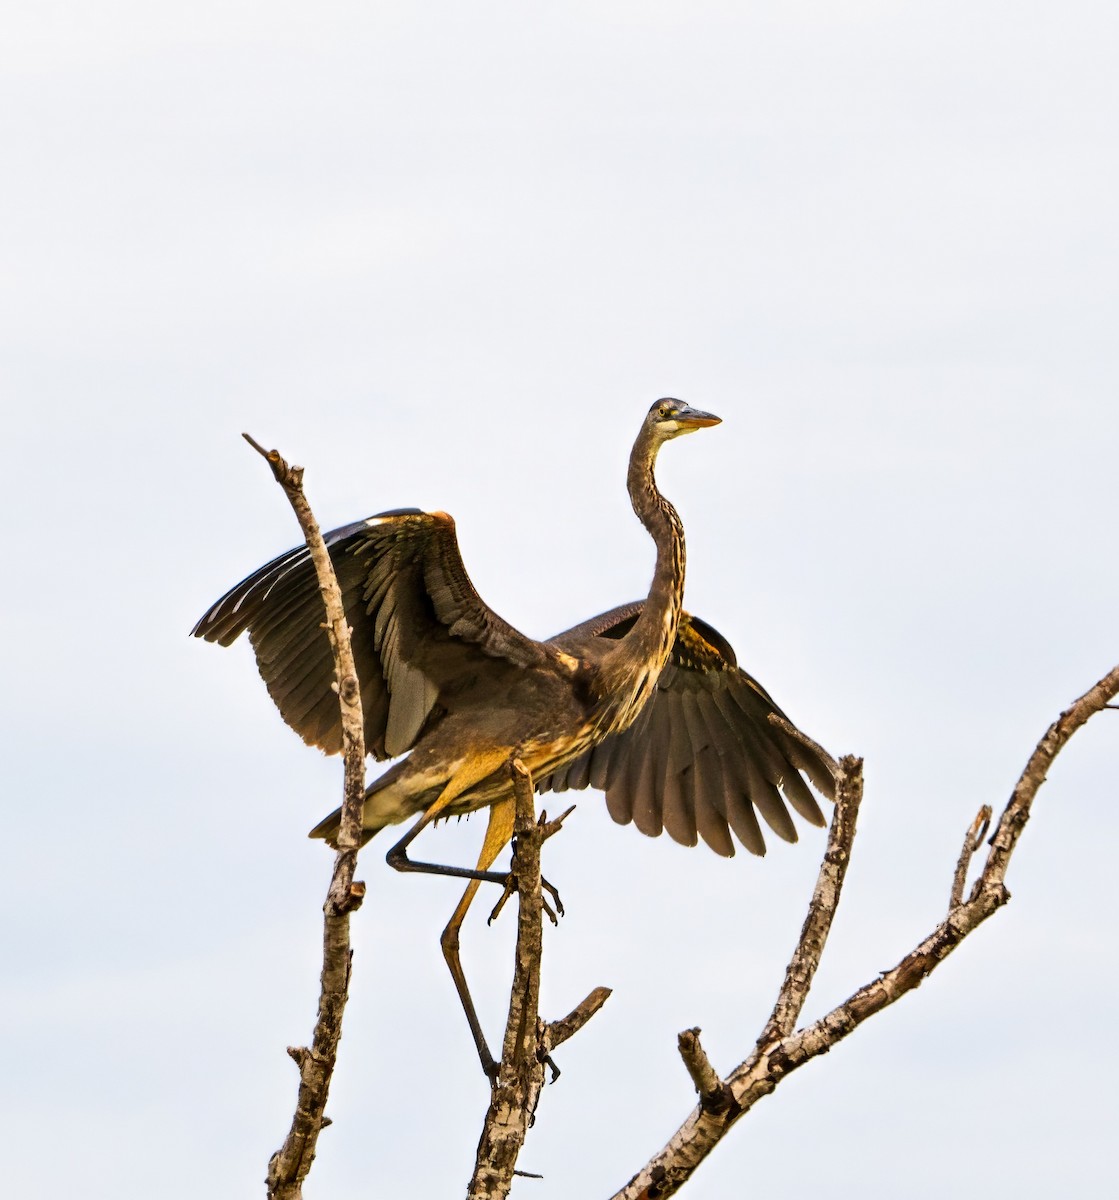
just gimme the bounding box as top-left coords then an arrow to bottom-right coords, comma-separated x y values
3,3 -> 1118,1197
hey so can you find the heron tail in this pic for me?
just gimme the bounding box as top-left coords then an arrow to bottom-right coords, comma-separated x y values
307,807 -> 383,848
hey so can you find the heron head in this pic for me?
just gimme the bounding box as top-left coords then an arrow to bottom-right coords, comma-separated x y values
646,397 -> 722,441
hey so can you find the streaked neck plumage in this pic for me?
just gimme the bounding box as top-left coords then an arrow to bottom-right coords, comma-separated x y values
593,424 -> 686,729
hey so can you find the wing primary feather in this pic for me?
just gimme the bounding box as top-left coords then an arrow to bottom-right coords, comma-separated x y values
604,778 -> 633,827
665,691 -> 695,776
631,703 -> 666,838
692,747 -> 734,857
660,693 -> 697,846
773,728 -> 838,802
588,740 -> 614,793
603,725 -> 634,792
606,724 -> 643,830
661,767 -> 698,847
779,768 -> 827,827
647,700 -> 671,836
566,749 -> 593,792
714,686 -> 807,843
698,690 -> 770,854
740,758 -> 792,844
679,692 -> 734,857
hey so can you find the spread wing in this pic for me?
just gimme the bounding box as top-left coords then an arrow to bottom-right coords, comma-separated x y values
541,603 -> 836,857
192,509 -> 549,758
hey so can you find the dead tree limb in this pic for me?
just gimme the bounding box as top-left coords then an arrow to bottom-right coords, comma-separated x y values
241,436 -> 369,1200
676,1030 -> 733,1117
610,662 -> 1119,1200
468,764 -> 609,1199
758,757 -> 863,1046
949,805 -> 991,911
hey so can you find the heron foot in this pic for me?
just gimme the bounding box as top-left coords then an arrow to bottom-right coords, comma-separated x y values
540,1051 -> 561,1083
486,806 -> 574,924
541,876 -> 564,923
487,872 -> 516,924
485,870 -> 564,925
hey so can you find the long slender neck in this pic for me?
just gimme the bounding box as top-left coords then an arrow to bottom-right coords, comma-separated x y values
595,428 -> 686,707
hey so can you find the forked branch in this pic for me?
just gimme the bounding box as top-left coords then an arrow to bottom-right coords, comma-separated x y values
243,436 -> 370,1200
610,662 -> 1119,1199
949,805 -> 991,911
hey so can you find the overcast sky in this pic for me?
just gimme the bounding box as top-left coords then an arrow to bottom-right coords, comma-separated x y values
3,3 -> 1118,1197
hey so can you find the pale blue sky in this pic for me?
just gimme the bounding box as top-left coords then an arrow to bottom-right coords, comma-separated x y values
3,3 -> 1117,1197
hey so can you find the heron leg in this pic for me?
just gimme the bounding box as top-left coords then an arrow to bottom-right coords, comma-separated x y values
439,795 -> 516,1080
384,749 -> 520,1077
385,748 -> 513,885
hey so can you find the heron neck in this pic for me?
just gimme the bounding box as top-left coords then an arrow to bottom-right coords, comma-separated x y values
597,432 -> 686,707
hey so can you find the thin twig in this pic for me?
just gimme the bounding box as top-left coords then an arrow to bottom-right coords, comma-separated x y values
608,663 -> 1119,1200
547,987 -> 613,1051
949,805 -> 992,911
243,437 -> 369,1200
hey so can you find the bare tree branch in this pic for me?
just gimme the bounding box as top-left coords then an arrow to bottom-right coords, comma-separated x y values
468,763 -> 554,1198
609,663 -> 1119,1200
758,757 -> 863,1046
468,767 -> 608,1198
240,436 -> 369,1200
949,805 -> 991,911
547,987 -> 613,1055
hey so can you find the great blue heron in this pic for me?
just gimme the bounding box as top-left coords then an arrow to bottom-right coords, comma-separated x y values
193,399 -> 835,1076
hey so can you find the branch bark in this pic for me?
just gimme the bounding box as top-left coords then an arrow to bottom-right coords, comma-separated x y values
949,805 -> 991,911
241,436 -> 369,1200
677,1030 -> 733,1117
609,663 -> 1119,1200
758,757 -> 863,1046
468,765 -> 609,1199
